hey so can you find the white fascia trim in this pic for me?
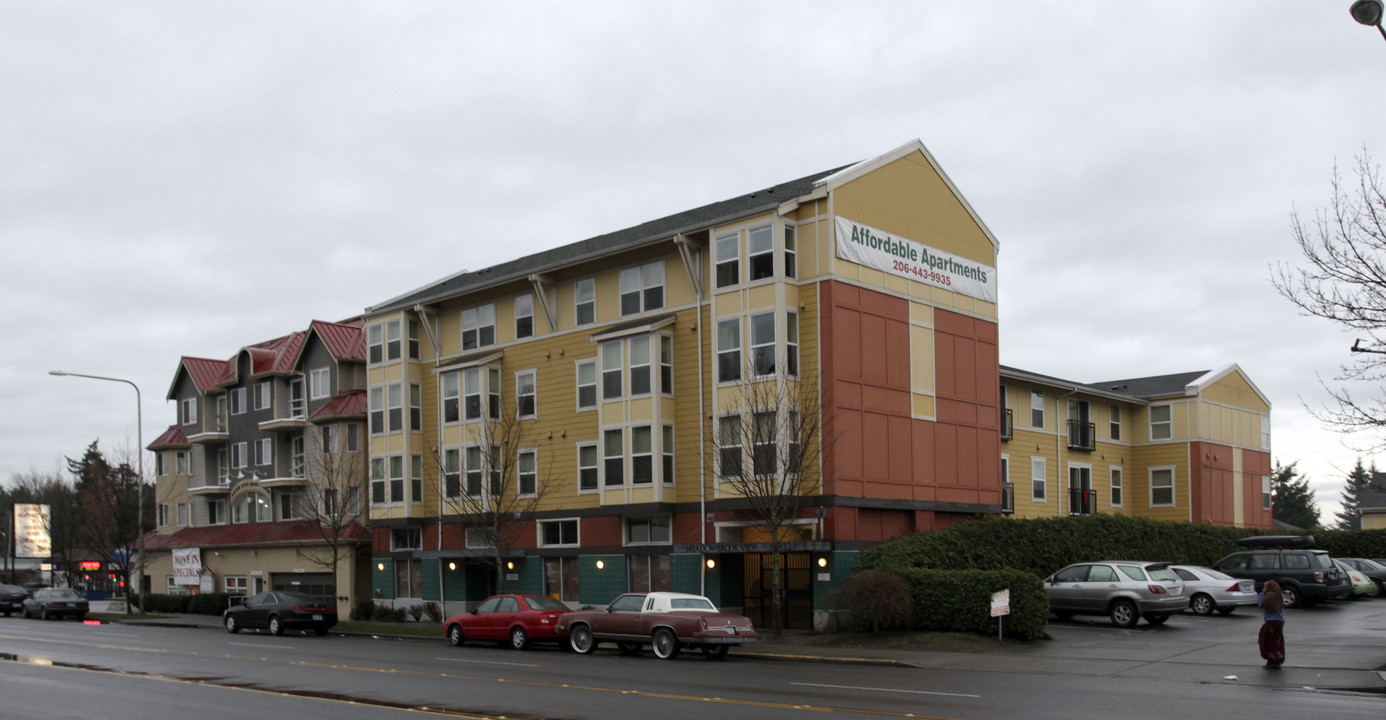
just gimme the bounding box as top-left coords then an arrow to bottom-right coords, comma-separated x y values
1185,363 -> 1272,410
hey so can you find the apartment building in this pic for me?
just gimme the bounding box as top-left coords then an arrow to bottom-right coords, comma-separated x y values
999,365 -> 1273,527
363,140 -> 1004,628
141,319 -> 373,613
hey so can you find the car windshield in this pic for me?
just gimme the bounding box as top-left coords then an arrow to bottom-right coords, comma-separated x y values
49,589 -> 83,600
1199,568 -> 1234,580
670,597 -> 717,610
1146,567 -> 1177,582
1359,559 -> 1385,570
524,595 -> 568,611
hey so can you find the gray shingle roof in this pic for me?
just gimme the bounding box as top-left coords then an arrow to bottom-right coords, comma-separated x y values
1086,371 -> 1209,399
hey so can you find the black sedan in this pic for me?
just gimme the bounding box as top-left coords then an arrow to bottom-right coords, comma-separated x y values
1,583 -> 30,617
223,591 -> 337,636
22,588 -> 89,620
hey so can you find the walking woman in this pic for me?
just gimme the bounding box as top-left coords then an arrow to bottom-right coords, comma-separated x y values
1258,580 -> 1285,669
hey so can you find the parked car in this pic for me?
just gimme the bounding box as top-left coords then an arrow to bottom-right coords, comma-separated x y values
1336,558 -> 1386,597
1210,535 -> 1351,608
22,588 -> 89,620
222,591 -> 337,636
1169,565 -> 1258,615
1333,559 -> 1375,600
1043,561 -> 1186,628
555,591 -> 759,659
444,593 -> 572,650
0,583 -> 29,617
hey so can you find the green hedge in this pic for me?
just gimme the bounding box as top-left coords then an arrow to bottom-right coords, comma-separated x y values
132,593 -> 238,615
855,514 -> 1386,578
893,568 -> 1048,641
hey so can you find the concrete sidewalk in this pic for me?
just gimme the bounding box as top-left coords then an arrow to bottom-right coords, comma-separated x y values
88,600 -> 1386,693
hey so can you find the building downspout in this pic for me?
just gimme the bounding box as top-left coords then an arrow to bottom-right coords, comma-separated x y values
413,304 -> 446,607
674,234 -> 709,595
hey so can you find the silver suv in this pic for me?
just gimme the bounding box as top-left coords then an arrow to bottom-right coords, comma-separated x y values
1044,561 -> 1187,627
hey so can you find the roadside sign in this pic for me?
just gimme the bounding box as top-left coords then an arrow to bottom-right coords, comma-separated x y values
990,589 -> 1010,617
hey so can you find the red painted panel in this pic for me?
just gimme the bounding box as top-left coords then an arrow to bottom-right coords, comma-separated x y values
582,515 -> 624,546
889,415 -> 913,482
862,412 -> 891,480
935,331 -> 956,397
860,313 -> 889,386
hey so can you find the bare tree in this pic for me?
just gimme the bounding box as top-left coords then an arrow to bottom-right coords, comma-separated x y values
7,468 -> 80,586
1273,150 -> 1386,485
74,445 -> 149,611
294,425 -> 369,610
709,362 -> 823,638
438,401 -> 555,594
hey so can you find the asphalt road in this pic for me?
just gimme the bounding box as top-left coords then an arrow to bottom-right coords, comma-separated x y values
1,603 -> 1383,720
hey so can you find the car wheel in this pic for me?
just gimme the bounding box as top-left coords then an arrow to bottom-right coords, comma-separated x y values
510,626 -> 529,651
224,614 -> 239,633
651,628 -> 680,660
1216,606 -> 1236,616
40,608 -> 49,621
1371,581 -> 1384,598
268,616 -> 284,636
448,624 -> 464,647
616,641 -> 642,655
1145,614 -> 1169,626
701,644 -> 730,659
1109,600 -> 1138,628
1189,594 -> 1215,616
1280,585 -> 1301,609
569,624 -> 596,654
314,627 -> 329,637
2,611 -> 10,617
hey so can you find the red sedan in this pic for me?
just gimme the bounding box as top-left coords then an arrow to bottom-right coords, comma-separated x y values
444,594 -> 571,650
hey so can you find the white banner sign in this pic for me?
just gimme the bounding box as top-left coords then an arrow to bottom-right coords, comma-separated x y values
172,547 -> 203,586
990,589 -> 1011,617
14,503 -> 51,559
835,217 -> 997,303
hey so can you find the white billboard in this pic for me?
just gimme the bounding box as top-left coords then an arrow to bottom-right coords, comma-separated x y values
14,503 -> 51,559
835,216 -> 997,303
171,547 -> 202,586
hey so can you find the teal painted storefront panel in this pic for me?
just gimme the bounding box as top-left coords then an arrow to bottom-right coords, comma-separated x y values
578,555 -> 627,606
372,558 -> 395,601
440,560 -> 468,602
814,551 -> 859,609
422,559 -> 441,601
670,554 -> 704,595
503,558 -> 544,595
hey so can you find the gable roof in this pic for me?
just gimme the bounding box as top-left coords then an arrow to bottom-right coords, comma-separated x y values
308,390 -> 367,421
147,425 -> 189,450
290,319 -> 367,369
166,356 -> 233,400
1086,371 -> 1210,399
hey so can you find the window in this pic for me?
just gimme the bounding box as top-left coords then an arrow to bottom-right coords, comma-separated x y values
175,451 -> 187,475
410,383 -> 422,430
411,454 -> 423,503
320,425 -> 339,455
392,527 -> 422,550
255,438 -> 272,466
387,382 -> 403,432
783,225 -> 797,278
231,387 -> 246,415
488,367 -> 501,419
225,576 -> 247,595
232,492 -> 269,523
576,360 -> 597,410
1110,467 -> 1123,507
371,458 -> 385,504
215,395 -> 227,431
465,446 -> 483,497
515,294 -> 534,338
290,378 -> 304,416
321,487 -> 339,516
1030,390 -> 1043,428
619,261 -> 665,316
176,502 -> 187,526
663,425 -> 674,484
1150,404 -> 1172,440
155,453 -> 166,476
1262,475 -> 1271,511
408,319 -> 420,360
217,448 -> 228,482
461,304 -> 496,350
786,313 -> 799,376
310,367 -> 331,400
279,490 -> 299,520
181,397 -> 198,425
545,557 -> 581,602
1261,413 -> 1271,450
442,371 -> 460,423
1109,404 -> 1121,441
632,426 -> 653,484
626,516 -> 671,544
369,323 -> 384,364
291,436 -> 305,477
386,319 -> 401,361
1032,457 -> 1046,501
389,455 -> 404,503
748,225 -> 773,280
575,278 -> 596,326
443,448 -> 461,499
578,443 -> 598,491
718,416 -> 742,477
715,232 -> 739,288
370,387 -> 384,434
660,336 -> 673,393
752,411 -> 776,476
540,519 -> 579,547
518,449 -> 537,496
601,340 -> 623,400
604,428 -> 624,486
517,370 -> 536,418
750,312 -> 776,376
346,423 -> 359,452
629,337 -> 651,395
786,411 -> 801,476
629,555 -> 672,593
158,503 -> 169,527
1150,467 -> 1175,507
231,442 -> 246,470
717,318 -> 741,382
463,368 -> 482,421
254,381 -> 271,411
207,499 -> 225,525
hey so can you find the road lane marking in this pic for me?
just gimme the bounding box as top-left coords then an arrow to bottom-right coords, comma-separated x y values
434,656 -> 541,667
230,642 -> 295,650
792,681 -> 980,699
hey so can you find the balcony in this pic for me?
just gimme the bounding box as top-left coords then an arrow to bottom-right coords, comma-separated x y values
1068,487 -> 1096,516
1067,420 -> 1095,451
260,413 -> 311,432
1000,408 -> 1013,441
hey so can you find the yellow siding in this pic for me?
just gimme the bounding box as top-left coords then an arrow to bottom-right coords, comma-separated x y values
910,325 -> 935,395
1201,371 -> 1270,413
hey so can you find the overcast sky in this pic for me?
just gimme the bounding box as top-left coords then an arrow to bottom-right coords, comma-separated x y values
3,2 -> 1382,523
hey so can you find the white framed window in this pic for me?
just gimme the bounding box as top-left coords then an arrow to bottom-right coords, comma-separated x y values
786,312 -> 799,376
408,319 -> 421,360
369,323 -> 384,364
517,370 -> 537,418
575,278 -> 596,326
752,411 -> 776,476
225,576 -> 247,595
290,378 -> 304,417
346,423 -> 359,452
1030,390 -> 1044,429
748,224 -> 774,281
231,387 -> 247,415
1109,404 -> 1121,441
292,435 -> 305,477
718,415 -> 742,478
626,516 -> 671,544
392,527 -> 421,550
1260,413 -> 1271,450
371,458 -> 386,504
715,232 -> 739,288
604,428 -> 624,487
158,503 -> 169,527
231,442 -> 247,470
255,438 -> 272,466
156,452 -> 166,476
175,451 -> 187,475
461,304 -> 496,350
518,448 -> 537,496
487,367 -> 501,420
1150,466 -> 1175,507
539,519 -> 579,547
442,371 -> 460,423
321,487 -> 339,516
631,426 -> 653,484
463,368 -> 482,421
254,381 -> 271,411
1150,404 -> 1172,440
389,455 -> 404,503
215,395 -> 227,430
181,397 -> 198,425
1262,475 -> 1272,510
387,382 -> 403,432
576,359 -> 597,410
660,335 -> 674,394
217,448 -> 228,482
411,454 -> 423,503
515,294 -> 534,339
601,340 -> 623,400
1031,456 -> 1047,502
465,446 -> 484,497
578,443 -> 599,492
385,319 -> 402,361
310,367 -> 331,400
321,425 -> 338,454
717,318 -> 741,383
176,502 -> 187,526
442,448 -> 461,499
783,225 -> 797,278
629,337 -> 651,395
370,387 -> 384,434
750,311 -> 776,376
619,261 -> 665,316
1110,467 -> 1124,507
410,382 -> 422,430
207,499 -> 225,525
663,425 -> 675,484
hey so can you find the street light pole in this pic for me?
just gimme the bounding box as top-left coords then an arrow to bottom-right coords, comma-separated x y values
1351,0 -> 1386,42
49,370 -> 146,614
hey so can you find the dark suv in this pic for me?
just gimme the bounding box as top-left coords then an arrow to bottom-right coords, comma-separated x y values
1211,535 -> 1350,608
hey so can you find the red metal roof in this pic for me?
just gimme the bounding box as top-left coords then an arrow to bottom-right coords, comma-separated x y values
310,319 -> 366,361
181,357 -> 232,391
147,426 -> 189,450
309,390 -> 367,421
143,519 -> 370,550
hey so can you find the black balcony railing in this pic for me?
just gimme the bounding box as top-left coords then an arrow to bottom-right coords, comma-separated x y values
1068,487 -> 1096,515
1001,481 -> 1015,514
1000,408 -> 1013,441
1067,420 -> 1095,451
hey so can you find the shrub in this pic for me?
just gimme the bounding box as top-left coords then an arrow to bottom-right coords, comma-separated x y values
895,568 -> 1048,641
421,601 -> 443,623
350,599 -> 376,621
830,570 -> 914,632
372,603 -> 405,622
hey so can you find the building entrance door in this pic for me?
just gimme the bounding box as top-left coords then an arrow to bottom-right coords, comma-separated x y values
742,553 -> 812,629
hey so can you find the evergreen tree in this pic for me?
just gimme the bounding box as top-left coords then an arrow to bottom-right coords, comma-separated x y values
1335,459 -> 1372,530
1271,461 -> 1320,529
